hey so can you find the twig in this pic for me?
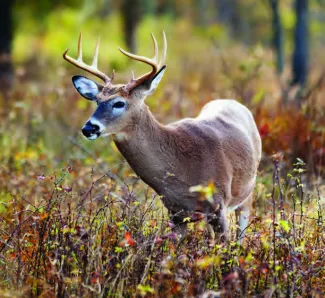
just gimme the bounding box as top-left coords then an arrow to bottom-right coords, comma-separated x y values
68,136 -> 125,187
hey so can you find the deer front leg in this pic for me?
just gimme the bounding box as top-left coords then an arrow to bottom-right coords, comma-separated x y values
170,211 -> 188,243
208,206 -> 229,243
173,223 -> 188,245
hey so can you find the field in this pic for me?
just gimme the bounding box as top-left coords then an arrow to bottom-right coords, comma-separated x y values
1,8 -> 325,298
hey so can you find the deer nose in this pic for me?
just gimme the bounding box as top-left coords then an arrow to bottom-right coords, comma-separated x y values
82,122 -> 100,137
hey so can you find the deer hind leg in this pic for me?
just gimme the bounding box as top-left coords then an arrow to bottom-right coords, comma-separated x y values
235,193 -> 253,244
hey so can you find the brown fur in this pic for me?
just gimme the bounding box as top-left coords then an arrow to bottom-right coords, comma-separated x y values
65,32 -> 261,241
74,74 -> 261,240
109,98 -> 261,239
97,85 -> 126,101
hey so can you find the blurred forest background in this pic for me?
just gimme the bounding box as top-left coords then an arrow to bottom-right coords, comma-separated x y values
0,0 -> 325,158
1,0 -> 325,163
0,0 -> 324,177
1,0 -> 325,297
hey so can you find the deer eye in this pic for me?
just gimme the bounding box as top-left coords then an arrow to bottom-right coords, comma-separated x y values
112,101 -> 125,109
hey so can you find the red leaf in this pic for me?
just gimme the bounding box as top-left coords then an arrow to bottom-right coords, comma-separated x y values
124,231 -> 136,246
154,237 -> 164,244
259,123 -> 270,138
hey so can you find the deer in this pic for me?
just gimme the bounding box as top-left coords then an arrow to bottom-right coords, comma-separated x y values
63,32 -> 262,242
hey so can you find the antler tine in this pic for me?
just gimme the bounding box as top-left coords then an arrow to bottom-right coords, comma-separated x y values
63,34 -> 111,85
130,70 -> 135,80
151,33 -> 159,63
92,37 -> 100,68
77,33 -> 83,62
111,69 -> 115,81
118,47 -> 158,73
119,32 -> 167,94
158,31 -> 167,68
118,33 -> 164,75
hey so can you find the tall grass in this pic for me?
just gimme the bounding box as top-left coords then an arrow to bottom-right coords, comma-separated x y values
0,154 -> 324,297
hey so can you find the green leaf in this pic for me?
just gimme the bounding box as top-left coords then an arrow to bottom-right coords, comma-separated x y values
245,252 -> 254,262
115,247 -> 123,253
189,182 -> 216,203
137,284 -> 155,295
252,89 -> 265,104
279,220 -> 291,233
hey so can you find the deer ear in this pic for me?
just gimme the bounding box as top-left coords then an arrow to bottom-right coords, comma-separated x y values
141,66 -> 166,96
72,75 -> 103,101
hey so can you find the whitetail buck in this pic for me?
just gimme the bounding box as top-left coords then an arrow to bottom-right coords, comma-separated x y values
63,33 -> 261,241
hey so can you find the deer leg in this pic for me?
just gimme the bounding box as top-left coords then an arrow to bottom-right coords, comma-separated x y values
235,193 -> 253,243
174,223 -> 188,246
170,212 -> 188,243
209,206 -> 229,243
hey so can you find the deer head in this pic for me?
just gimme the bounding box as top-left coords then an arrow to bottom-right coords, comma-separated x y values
63,33 -> 167,140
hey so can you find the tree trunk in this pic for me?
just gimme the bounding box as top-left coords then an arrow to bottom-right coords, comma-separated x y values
270,0 -> 284,75
121,0 -> 142,53
0,0 -> 14,93
98,0 -> 112,19
215,0 -> 247,42
196,0 -> 208,26
141,0 -> 156,15
157,0 -> 175,17
291,0 -> 309,87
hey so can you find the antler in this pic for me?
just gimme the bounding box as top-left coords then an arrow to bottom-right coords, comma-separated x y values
119,32 -> 167,94
63,33 -> 113,85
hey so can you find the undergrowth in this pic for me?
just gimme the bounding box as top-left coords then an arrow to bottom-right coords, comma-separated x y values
0,155 -> 324,297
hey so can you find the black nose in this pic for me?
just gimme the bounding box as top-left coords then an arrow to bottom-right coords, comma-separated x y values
82,122 -> 100,137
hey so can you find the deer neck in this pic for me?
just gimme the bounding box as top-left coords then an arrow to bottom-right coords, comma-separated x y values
112,105 -> 216,215
112,104 -> 219,215
113,104 -> 175,190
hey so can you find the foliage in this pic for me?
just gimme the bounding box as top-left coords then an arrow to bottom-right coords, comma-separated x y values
255,103 -> 325,172
0,154 -> 324,296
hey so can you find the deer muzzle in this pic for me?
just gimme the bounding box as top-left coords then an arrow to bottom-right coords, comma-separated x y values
82,121 -> 101,140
